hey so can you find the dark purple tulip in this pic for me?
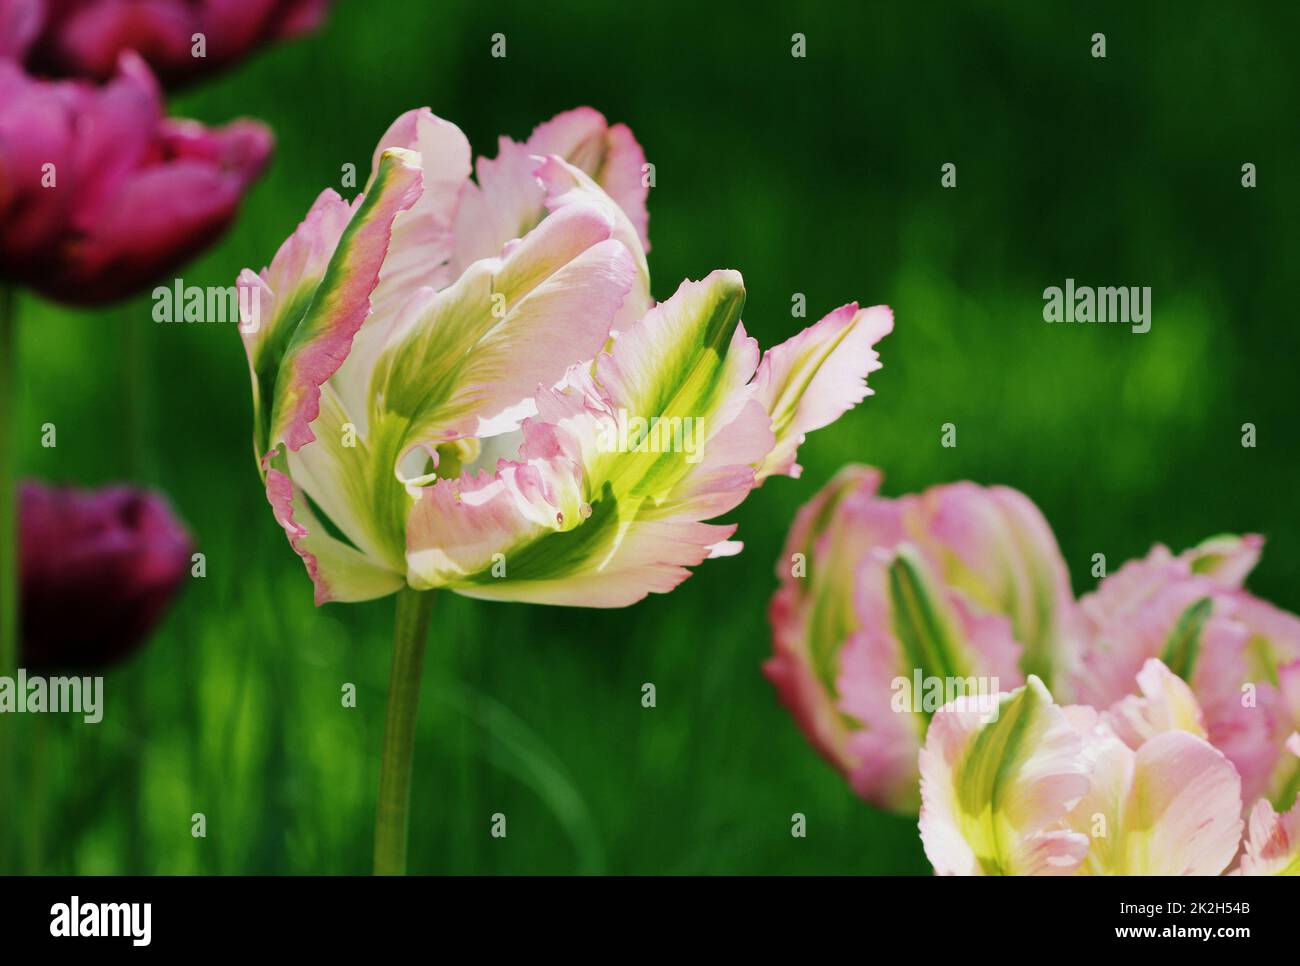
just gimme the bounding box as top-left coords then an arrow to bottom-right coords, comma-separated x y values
19,480 -> 192,672
2,0 -> 329,88
0,50 -> 271,304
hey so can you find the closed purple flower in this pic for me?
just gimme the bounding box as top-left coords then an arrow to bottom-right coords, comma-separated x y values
0,50 -> 270,304
2,0 -> 329,87
19,480 -> 192,671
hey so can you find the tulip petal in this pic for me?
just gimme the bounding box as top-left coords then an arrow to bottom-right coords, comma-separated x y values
919,677 -> 1091,875
526,108 -> 649,249
1182,533 -> 1264,586
369,200 -> 636,464
365,109 -> 472,324
536,154 -> 652,334
1065,708 -> 1243,875
1237,797 -> 1300,875
1104,657 -> 1207,748
751,303 -> 894,480
264,467 -> 405,605
266,147 -> 423,455
1117,731 -> 1243,875
910,482 -> 1078,685
764,466 -> 891,786
453,108 -> 651,272
239,188 -> 353,462
406,271 -> 757,605
283,382 -> 403,570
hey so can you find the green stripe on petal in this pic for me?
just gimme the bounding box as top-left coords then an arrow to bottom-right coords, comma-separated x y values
1161,596 -> 1213,680
919,676 -> 1091,875
889,546 -> 969,695
591,271 -> 748,503
267,147 -> 423,455
238,189 -> 354,467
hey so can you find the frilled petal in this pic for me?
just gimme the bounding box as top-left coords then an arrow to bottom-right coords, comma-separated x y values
751,303 -> 893,481
265,147 -> 423,455
363,109 -> 472,326
527,107 -> 650,251
239,187 -> 353,461
235,145 -> 422,602
919,677 -> 1091,875
263,466 -> 404,605
1103,657 -> 1207,748
1238,797 -> 1300,875
452,107 -> 651,272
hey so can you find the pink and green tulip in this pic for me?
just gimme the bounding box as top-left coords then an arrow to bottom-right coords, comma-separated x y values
237,107 -> 892,871
1071,535 -> 1300,808
1238,796 -> 1300,875
766,467 -> 1073,812
240,108 -> 891,609
918,657 -> 1299,875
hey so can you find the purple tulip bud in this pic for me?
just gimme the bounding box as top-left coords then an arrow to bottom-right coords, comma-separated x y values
2,0 -> 330,88
18,480 -> 193,672
0,50 -> 271,304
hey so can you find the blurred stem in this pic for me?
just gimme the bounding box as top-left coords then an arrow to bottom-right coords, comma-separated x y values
24,714 -> 46,873
0,285 -> 14,677
0,285 -> 14,873
373,587 -> 433,875
123,306 -> 156,480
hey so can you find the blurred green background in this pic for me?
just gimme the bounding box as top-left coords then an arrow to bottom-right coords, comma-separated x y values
9,0 -> 1299,874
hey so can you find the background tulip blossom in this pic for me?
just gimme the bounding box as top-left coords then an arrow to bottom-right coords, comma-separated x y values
0,51 -> 270,304
765,465 -> 1074,811
1,0 -> 329,87
237,106 -> 891,873
18,480 -> 192,671
918,660 -> 1299,875
1070,535 -> 1300,808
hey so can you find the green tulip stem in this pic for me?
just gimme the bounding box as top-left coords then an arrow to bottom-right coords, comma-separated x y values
0,285 -> 15,873
0,285 -> 15,679
373,587 -> 434,875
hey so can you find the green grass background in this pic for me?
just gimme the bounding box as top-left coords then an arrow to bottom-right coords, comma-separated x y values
9,0 -> 1299,874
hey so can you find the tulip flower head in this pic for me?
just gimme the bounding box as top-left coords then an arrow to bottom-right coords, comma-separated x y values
1070,535 -> 1300,808
238,107 -> 893,608
918,658 -> 1300,875
19,480 -> 192,671
0,49 -> 270,303
2,0 -> 330,87
766,466 -> 1075,811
